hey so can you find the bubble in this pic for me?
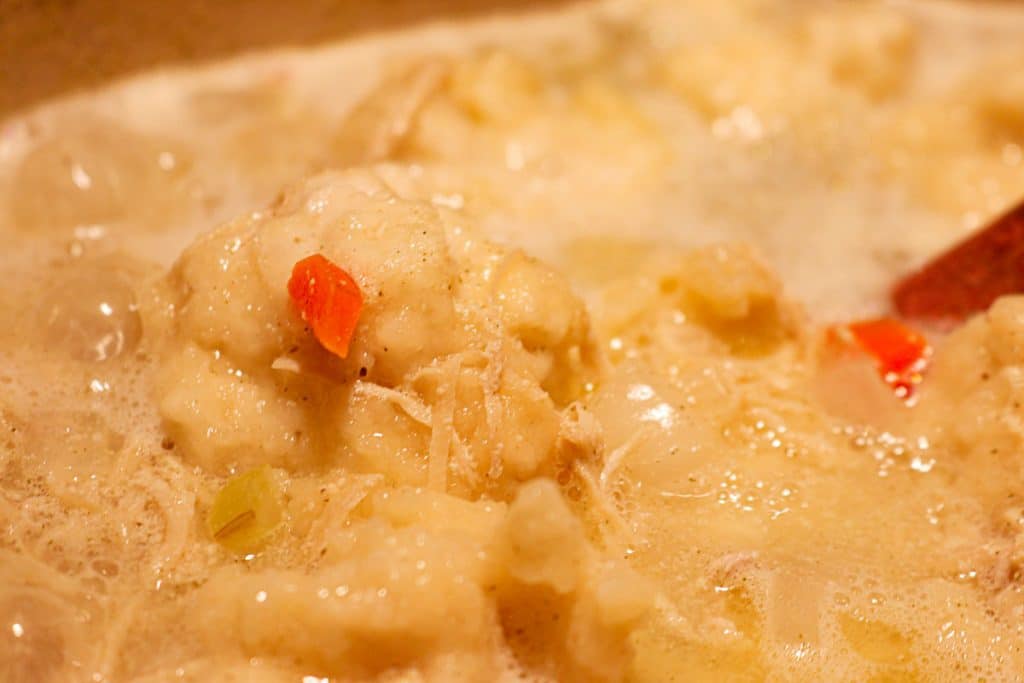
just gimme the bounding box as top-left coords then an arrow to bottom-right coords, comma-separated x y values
36,264 -> 141,363
8,115 -> 194,236
0,593 -> 69,682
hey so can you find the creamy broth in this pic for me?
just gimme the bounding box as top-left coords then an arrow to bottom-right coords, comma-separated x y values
2,1 -> 1024,681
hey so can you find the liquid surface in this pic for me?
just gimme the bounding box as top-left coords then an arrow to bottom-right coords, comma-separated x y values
2,1 -> 1024,681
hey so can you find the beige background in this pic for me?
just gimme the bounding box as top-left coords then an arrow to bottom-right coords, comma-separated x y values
0,1 -> 565,118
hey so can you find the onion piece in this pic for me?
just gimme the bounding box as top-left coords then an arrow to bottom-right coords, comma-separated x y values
207,465 -> 282,554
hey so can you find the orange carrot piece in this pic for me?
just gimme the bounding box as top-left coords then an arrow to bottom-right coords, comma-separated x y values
846,319 -> 929,377
287,254 -> 363,358
827,318 -> 930,399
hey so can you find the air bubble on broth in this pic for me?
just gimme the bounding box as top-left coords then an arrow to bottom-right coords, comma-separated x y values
7,114 -> 195,237
0,556 -> 97,683
0,593 -> 69,682
35,259 -> 142,363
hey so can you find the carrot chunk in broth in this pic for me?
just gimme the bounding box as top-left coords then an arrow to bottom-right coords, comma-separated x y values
287,253 -> 363,358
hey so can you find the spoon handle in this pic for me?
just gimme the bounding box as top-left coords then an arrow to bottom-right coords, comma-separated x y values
892,199 -> 1024,328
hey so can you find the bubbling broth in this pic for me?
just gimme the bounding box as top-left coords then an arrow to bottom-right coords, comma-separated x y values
3,1 -> 1024,681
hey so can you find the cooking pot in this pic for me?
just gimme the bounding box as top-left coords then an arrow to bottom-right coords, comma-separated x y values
0,0 -> 564,118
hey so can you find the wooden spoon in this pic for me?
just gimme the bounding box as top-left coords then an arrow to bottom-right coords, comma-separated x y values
892,199 -> 1024,329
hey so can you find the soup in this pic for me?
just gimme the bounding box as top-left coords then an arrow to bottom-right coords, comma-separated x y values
2,1 -> 1024,680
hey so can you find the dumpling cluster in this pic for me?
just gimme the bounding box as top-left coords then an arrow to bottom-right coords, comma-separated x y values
150,166 -> 599,497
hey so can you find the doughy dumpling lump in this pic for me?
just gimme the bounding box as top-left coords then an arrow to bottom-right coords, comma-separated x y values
196,480 -> 653,681
149,168 -> 599,498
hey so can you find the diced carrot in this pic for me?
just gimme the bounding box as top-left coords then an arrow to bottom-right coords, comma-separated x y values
892,199 -> 1024,328
846,319 -> 929,377
287,254 -> 363,358
827,318 -> 930,400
